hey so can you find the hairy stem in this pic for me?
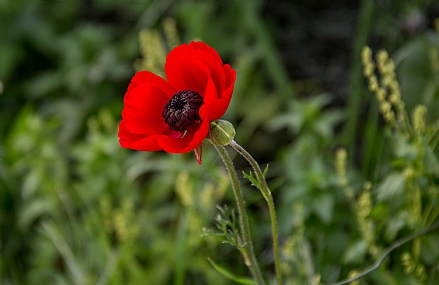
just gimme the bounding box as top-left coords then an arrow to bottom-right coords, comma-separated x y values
211,141 -> 266,285
230,140 -> 283,285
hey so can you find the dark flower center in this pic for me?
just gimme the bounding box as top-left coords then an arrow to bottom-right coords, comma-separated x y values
162,90 -> 204,133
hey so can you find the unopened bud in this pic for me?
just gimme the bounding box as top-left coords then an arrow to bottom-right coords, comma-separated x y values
208,119 -> 236,146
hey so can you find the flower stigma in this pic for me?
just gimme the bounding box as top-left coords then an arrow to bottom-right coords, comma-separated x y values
162,90 -> 204,133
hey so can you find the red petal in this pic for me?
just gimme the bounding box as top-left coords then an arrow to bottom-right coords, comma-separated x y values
129,135 -> 162,151
185,108 -> 210,151
119,121 -> 164,151
187,50 -> 225,96
189,41 -> 223,65
119,120 -> 141,147
204,64 -> 236,121
189,60 -> 219,105
165,44 -> 225,97
180,59 -> 204,94
165,43 -> 191,91
122,85 -> 170,135
223,64 -> 236,90
118,121 -> 157,150
158,109 -> 210,153
127,71 -> 176,100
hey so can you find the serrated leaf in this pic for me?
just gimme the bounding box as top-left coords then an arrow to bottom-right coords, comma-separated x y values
263,164 -> 269,178
207,258 -> 255,285
242,171 -> 260,188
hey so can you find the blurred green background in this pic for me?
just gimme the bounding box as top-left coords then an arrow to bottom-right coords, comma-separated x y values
2,1 -> 439,284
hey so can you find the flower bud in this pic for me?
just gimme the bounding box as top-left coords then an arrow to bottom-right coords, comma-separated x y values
208,119 -> 236,146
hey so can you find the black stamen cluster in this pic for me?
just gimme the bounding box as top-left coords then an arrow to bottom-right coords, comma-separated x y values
162,90 -> 204,133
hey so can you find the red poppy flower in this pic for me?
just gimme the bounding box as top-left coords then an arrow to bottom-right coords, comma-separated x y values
118,41 -> 236,164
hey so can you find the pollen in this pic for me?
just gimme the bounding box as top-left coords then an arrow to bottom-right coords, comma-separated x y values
162,90 -> 204,133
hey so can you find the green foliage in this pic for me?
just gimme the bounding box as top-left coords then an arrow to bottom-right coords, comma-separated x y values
207,258 -> 255,285
2,2 -> 439,285
203,206 -> 243,249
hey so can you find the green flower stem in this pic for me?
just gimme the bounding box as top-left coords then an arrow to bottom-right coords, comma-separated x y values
211,141 -> 266,285
230,140 -> 283,285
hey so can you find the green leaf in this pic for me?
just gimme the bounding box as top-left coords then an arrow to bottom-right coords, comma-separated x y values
376,173 -> 406,202
18,198 -> 54,231
342,240 -> 368,264
41,222 -> 87,285
391,133 -> 418,165
207,258 -> 255,285
424,144 -> 439,175
420,235 -> 439,264
393,32 -> 439,113
370,203 -> 389,222
384,211 -> 410,241
26,71 -> 62,98
312,193 -> 334,224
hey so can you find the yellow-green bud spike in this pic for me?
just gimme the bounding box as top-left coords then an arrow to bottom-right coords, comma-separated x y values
208,119 -> 236,146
